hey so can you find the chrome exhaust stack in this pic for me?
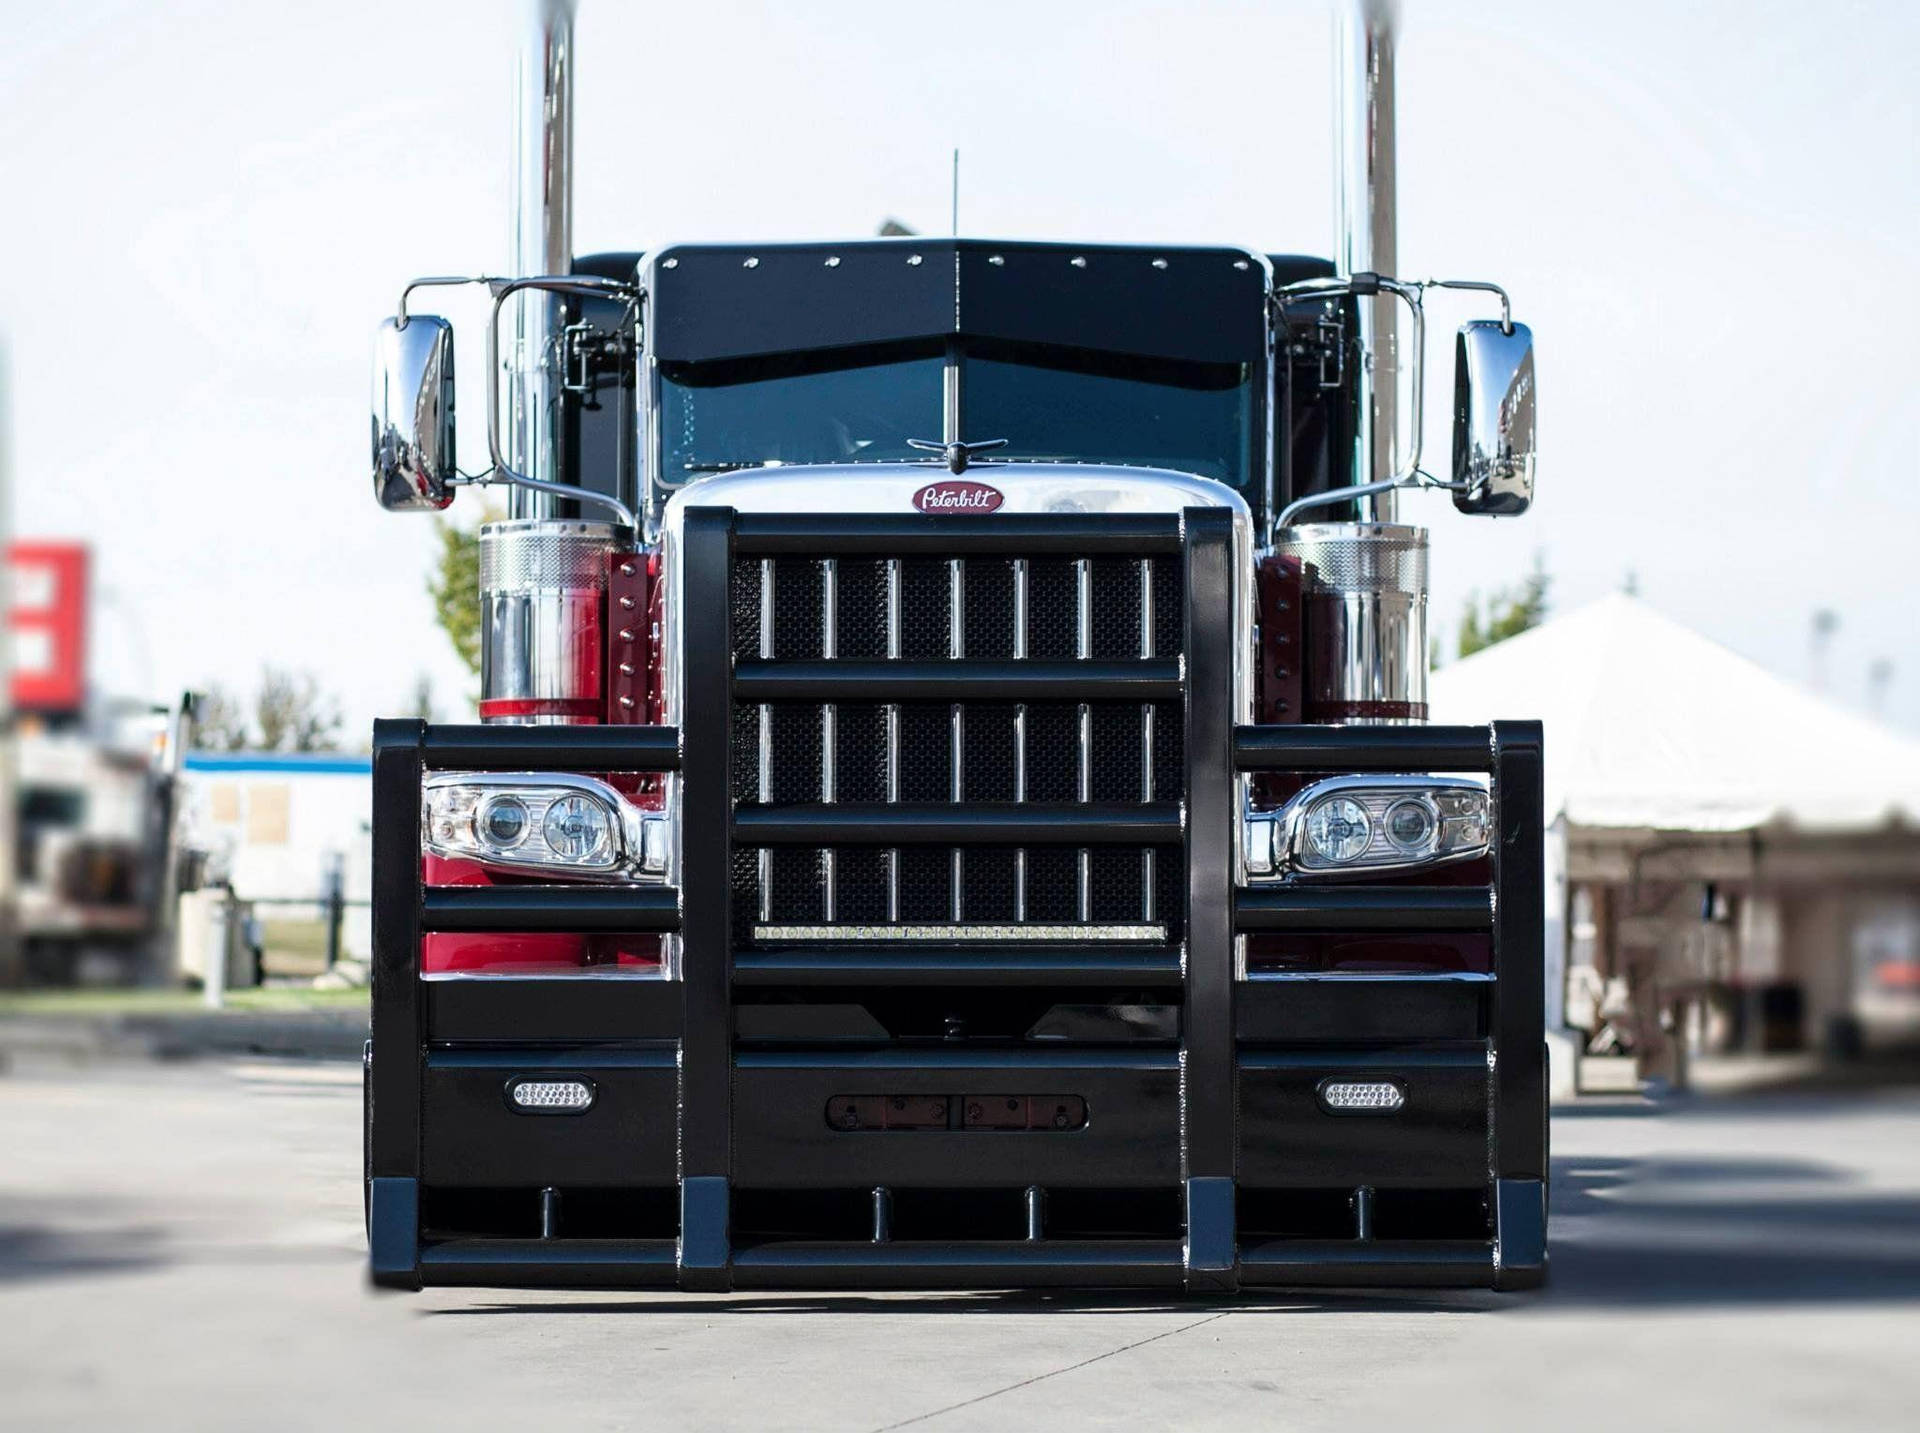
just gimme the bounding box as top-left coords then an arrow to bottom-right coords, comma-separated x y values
479,1 -> 599,722
503,0 -> 576,523
1274,2 -> 1428,723
1335,0 -> 1399,525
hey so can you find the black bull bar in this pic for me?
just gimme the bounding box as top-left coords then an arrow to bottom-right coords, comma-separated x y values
366,507 -> 1546,1292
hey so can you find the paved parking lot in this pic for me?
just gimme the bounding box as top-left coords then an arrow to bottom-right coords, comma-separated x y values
2,1056 -> 1917,1431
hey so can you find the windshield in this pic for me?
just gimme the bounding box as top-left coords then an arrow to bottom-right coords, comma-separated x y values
658,339 -> 1256,486
659,341 -> 944,478
963,340 -> 1252,484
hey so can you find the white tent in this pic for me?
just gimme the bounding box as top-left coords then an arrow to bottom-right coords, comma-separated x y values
1429,592 -> 1920,834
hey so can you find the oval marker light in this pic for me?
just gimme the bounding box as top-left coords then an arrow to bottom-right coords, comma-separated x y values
508,1079 -> 595,1113
1319,1079 -> 1405,1113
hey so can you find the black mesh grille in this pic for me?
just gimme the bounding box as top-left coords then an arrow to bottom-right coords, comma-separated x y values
731,552 -> 1185,939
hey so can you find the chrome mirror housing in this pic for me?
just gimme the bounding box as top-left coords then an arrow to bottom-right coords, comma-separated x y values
1451,319 -> 1535,516
372,315 -> 457,512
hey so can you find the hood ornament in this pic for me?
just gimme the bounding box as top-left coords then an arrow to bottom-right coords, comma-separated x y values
907,436 -> 1009,475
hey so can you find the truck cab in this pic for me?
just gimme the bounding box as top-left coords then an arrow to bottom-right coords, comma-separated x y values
362,4 -> 1546,1295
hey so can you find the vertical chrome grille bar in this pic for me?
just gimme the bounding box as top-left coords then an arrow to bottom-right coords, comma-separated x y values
949,557 -> 966,921
885,557 -> 902,924
1075,557 -> 1092,924
1013,557 -> 1029,921
756,557 -> 775,924
1140,556 -> 1156,923
820,557 -> 837,924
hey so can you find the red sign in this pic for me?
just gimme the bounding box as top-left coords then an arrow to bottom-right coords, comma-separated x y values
912,479 -> 1004,514
8,542 -> 89,713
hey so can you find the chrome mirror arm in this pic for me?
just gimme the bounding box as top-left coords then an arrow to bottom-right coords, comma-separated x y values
1419,278 -> 1512,335
1273,273 -> 1427,530
480,274 -> 643,530
450,468 -> 638,531
396,275 -> 502,329
1271,274 -> 1520,532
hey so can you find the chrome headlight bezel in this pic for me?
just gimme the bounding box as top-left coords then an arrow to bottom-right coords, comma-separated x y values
1262,775 -> 1490,880
421,772 -> 670,883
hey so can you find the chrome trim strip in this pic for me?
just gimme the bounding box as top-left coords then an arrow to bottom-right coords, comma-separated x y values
1075,558 -> 1092,923
821,557 -> 838,923
886,557 -> 902,923
421,969 -> 673,982
1243,971 -> 1495,984
1139,555 -> 1156,923
949,557 -> 966,921
756,557 -> 774,923
1013,556 -> 1029,923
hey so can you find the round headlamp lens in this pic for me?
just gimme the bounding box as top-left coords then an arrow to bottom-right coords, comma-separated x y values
1384,798 -> 1437,854
543,794 -> 614,864
478,795 -> 530,851
1303,796 -> 1372,864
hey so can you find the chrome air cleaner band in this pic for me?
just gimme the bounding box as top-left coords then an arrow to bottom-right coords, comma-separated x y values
1274,522 -> 1429,723
479,518 -> 618,724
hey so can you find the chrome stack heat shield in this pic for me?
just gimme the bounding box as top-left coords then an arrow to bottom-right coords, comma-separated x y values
1336,0 -> 1401,524
1276,522 -> 1428,722
478,518 -> 615,724
504,0 -> 576,522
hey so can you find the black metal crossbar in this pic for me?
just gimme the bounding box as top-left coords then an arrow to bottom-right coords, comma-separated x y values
734,659 -> 1182,703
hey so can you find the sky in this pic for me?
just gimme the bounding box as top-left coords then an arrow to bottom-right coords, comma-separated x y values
2,0 -> 1917,737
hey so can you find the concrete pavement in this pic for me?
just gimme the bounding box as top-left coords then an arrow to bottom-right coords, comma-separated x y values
2,1056 -> 1917,1430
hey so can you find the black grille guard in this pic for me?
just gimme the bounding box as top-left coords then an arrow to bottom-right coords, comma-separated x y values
367,508 -> 1545,1292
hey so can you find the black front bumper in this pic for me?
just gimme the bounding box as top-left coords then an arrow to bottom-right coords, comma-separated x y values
367,508 -> 1546,1292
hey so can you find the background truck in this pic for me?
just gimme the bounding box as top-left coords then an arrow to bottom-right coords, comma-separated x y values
363,0 -> 1545,1293
5,540 -> 192,987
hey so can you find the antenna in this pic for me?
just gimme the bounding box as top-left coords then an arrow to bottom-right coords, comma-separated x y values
951,149 -> 960,238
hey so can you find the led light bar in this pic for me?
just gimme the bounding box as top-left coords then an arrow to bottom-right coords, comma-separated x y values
507,1078 -> 596,1112
1318,1079 -> 1406,1113
753,923 -> 1168,943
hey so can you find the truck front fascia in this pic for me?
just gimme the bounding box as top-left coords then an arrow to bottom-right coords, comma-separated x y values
366,508 -> 1545,1293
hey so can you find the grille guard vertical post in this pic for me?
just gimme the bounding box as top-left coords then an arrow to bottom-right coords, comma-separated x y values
1180,508 -> 1239,1291
1490,718 -> 1546,1289
368,719 -> 427,1290
677,507 -> 737,1289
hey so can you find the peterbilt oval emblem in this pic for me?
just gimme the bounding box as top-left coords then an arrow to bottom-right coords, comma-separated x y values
913,479 -> 1004,514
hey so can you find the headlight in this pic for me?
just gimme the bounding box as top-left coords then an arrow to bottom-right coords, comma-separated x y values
1303,795 -> 1372,864
1382,797 -> 1436,855
1278,778 -> 1489,877
422,773 -> 668,881
542,794 -> 615,864
478,794 -> 531,852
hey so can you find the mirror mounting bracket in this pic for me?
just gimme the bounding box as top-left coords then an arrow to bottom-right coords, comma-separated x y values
1270,273 -> 1529,532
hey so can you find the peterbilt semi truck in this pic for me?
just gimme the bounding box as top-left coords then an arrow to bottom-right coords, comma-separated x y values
364,0 -> 1544,1293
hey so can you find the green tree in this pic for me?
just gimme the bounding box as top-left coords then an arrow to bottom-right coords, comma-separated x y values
1458,553 -> 1551,659
189,685 -> 251,752
254,667 -> 342,752
429,513 -> 489,677
189,671 -> 343,751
